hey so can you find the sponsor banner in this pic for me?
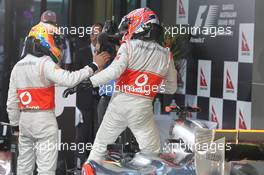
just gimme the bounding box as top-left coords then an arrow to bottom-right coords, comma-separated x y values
223,62 -> 238,100
176,0 -> 189,24
238,23 -> 254,63
176,59 -> 187,94
197,60 -> 211,97
209,98 -> 223,129
236,101 -> 251,129
185,95 -> 198,119
189,3 -> 238,44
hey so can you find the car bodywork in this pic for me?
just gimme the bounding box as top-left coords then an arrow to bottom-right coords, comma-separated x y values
82,106 -> 264,175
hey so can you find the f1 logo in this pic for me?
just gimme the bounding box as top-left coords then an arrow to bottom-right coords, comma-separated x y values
194,5 -> 218,27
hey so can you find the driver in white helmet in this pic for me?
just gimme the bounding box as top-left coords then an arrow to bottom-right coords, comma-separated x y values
89,7 -> 177,162
67,7 -> 177,163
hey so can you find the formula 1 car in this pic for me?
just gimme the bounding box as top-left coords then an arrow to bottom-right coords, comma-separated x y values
81,105 -> 264,175
80,105 -> 204,175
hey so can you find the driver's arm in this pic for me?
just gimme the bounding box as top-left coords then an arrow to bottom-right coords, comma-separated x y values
90,42 -> 129,87
43,57 -> 97,87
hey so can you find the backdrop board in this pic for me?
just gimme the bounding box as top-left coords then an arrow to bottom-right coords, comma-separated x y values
55,86 -> 77,170
175,0 -> 255,129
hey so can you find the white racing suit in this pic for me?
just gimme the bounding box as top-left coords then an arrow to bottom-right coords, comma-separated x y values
88,39 -> 177,161
6,54 -> 96,175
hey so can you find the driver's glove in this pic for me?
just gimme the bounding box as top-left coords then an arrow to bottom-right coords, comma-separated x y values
63,78 -> 93,98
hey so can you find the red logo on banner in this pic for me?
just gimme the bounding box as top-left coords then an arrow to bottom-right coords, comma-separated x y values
178,0 -> 186,16
211,106 -> 219,128
241,32 -> 250,52
200,68 -> 208,88
239,109 -> 247,129
226,70 -> 234,91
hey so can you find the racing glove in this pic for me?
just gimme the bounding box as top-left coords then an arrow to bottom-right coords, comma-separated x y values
62,61 -> 98,98
63,78 -> 93,98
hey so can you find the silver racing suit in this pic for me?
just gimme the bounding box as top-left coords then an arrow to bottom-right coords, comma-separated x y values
7,54 -> 96,175
88,39 -> 177,162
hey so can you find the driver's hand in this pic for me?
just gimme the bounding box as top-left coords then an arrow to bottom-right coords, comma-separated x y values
62,79 -> 93,98
62,86 -> 78,98
93,52 -> 111,70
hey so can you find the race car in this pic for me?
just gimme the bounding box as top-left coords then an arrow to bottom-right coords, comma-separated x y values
82,105 -> 264,175
80,105 -> 200,175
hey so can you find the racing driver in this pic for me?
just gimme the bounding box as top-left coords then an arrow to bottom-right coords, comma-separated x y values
6,22 -> 109,174
86,8 -> 177,162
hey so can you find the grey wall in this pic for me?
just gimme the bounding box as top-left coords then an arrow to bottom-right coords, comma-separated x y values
160,0 -> 176,25
251,0 -> 264,129
70,0 -> 94,27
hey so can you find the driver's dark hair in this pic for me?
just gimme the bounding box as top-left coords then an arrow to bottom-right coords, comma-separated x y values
21,36 -> 52,59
